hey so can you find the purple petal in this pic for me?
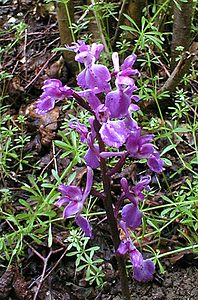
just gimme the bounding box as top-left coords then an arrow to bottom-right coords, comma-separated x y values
139,135 -> 154,146
66,41 -> 89,53
91,43 -> 104,61
105,90 -> 130,118
35,96 -> 55,114
88,116 -> 97,141
131,95 -> 140,102
58,185 -> 82,201
128,103 -> 139,112
126,133 -> 140,155
75,51 -> 93,65
43,79 -> 72,99
91,64 -> 111,91
75,215 -> 94,239
129,249 -> 143,267
139,143 -> 154,158
100,120 -> 130,148
124,114 -> 139,132
100,151 -> 127,159
147,152 -> 164,173
133,259 -> 155,282
116,75 -> 135,89
43,79 -> 62,89
82,166 -> 93,202
84,145 -> 100,169
124,85 -> 138,98
120,178 -> 129,194
63,201 -> 83,218
117,240 -> 134,255
121,203 -> 142,229
133,176 -> 151,200
77,68 -> 91,89
54,197 -> 70,207
121,54 -> 137,70
81,91 -> 101,111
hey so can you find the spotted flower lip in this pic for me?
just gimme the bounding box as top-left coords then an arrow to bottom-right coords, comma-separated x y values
99,119 -> 131,148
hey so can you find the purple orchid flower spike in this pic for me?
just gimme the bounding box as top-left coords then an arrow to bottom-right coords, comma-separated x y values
54,167 -> 94,238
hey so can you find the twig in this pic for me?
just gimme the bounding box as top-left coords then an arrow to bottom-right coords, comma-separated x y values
25,53 -> 57,90
42,247 -> 68,282
23,28 -> 28,80
158,51 -> 195,94
112,0 -> 128,48
25,242 -> 65,300
142,42 -> 198,109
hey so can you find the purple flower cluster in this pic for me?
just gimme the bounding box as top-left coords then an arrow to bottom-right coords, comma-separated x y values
36,41 -> 164,283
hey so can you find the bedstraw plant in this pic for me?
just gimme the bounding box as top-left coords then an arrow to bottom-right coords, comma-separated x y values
35,41 -> 164,300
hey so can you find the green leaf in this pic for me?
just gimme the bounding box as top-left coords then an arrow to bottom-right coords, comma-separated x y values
18,199 -> 32,210
119,25 -> 138,34
173,127 -> 190,133
160,144 -> 177,156
123,13 -> 140,30
162,158 -> 172,166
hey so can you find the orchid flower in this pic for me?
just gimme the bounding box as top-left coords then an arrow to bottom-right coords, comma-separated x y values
117,221 -> 155,282
35,79 -> 72,114
55,166 -> 94,238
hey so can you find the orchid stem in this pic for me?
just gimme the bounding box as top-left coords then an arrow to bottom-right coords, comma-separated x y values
94,119 -> 131,300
